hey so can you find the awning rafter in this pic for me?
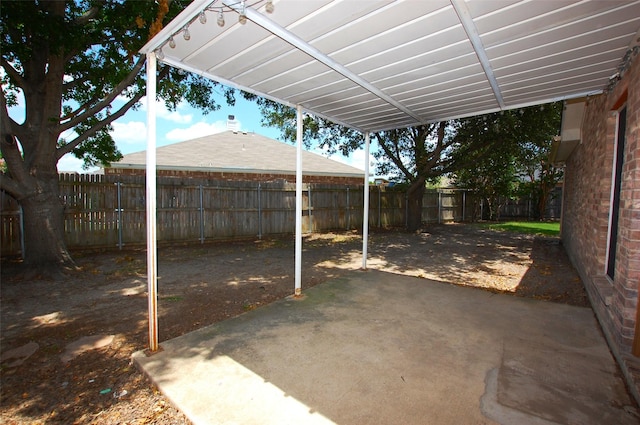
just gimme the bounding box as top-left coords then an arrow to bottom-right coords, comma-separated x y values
222,0 -> 426,126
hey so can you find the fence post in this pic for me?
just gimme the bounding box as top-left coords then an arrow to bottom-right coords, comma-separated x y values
438,190 -> 442,224
378,185 -> 382,227
199,184 -> 205,243
117,181 -> 123,249
462,190 -> 466,223
19,205 -> 25,259
257,183 -> 262,239
346,186 -> 350,230
405,192 -> 408,227
308,184 -> 313,233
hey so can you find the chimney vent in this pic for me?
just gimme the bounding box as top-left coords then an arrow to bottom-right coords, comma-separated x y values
227,115 -> 240,133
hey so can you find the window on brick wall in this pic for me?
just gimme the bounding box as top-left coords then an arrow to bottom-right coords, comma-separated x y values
606,106 -> 627,280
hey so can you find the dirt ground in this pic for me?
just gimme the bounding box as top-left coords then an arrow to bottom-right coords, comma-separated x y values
1,223 -> 589,424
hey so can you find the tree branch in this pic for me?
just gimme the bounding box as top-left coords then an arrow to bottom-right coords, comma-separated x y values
56,90 -> 141,159
74,5 -> 101,26
0,96 -> 30,198
62,74 -> 91,94
414,122 -> 446,176
0,57 -> 26,90
0,172 -> 26,199
60,90 -> 103,123
375,132 -> 413,179
57,63 -> 170,159
0,91 -> 23,138
59,56 -> 146,132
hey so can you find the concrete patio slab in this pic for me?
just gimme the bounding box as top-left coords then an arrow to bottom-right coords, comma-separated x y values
133,271 -> 639,425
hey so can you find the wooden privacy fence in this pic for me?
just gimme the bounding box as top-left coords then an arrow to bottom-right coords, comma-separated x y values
2,174 -> 371,256
1,173 -> 556,257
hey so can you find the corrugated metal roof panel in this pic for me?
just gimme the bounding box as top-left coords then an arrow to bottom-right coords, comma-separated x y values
141,0 -> 640,132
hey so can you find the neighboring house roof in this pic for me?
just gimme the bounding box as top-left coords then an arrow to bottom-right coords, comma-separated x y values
108,131 -> 364,178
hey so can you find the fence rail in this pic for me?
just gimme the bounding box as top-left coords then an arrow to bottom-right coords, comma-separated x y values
1,174 -> 560,257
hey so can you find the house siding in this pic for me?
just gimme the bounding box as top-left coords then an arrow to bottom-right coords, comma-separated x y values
561,52 -> 640,401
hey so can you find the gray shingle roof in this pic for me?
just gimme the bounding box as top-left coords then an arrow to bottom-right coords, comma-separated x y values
109,131 -> 364,177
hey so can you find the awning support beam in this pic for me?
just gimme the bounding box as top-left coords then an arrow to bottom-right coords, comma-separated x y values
145,52 -> 159,352
294,105 -> 303,297
362,132 -> 370,270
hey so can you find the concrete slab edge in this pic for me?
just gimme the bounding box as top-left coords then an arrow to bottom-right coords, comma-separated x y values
480,368 -> 561,425
131,348 -> 199,425
582,276 -> 640,407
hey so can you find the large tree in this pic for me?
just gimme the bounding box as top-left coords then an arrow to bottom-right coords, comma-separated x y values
256,100 -> 500,231
451,103 -> 563,220
453,142 -> 519,221
1,0 -> 234,268
513,103 -> 564,220
372,123 -> 453,231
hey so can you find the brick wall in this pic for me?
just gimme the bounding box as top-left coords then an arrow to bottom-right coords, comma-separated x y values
104,167 -> 363,186
561,51 -> 640,400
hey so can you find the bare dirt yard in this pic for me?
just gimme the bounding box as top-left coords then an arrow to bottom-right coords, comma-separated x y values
1,223 -> 589,424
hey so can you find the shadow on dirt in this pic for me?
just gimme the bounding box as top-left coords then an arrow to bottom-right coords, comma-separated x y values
1,223 -> 589,424
514,236 -> 588,306
360,224 -> 588,307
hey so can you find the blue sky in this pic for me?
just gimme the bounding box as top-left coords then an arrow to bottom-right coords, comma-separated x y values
9,91 -> 373,175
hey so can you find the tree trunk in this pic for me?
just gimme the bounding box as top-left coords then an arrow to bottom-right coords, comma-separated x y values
537,186 -> 550,221
20,177 -> 74,267
406,180 -> 426,231
485,198 -> 494,221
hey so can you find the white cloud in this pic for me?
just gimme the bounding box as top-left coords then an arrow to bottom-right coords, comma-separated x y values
312,147 -> 372,173
111,121 -> 147,144
137,97 -> 193,124
158,107 -> 193,124
165,120 -> 232,141
57,153 -> 94,174
114,95 -> 194,124
347,149 -> 371,171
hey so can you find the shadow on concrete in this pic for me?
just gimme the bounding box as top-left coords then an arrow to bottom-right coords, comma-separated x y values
134,271 -> 639,425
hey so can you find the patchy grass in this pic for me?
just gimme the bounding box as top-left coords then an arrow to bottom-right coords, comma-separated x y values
160,295 -> 184,302
478,221 -> 560,237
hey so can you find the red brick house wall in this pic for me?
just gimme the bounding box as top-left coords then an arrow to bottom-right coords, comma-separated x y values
104,167 -> 363,186
561,51 -> 640,399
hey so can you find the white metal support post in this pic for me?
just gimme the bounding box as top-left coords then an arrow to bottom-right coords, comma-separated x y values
294,105 -> 303,296
362,132 -> 370,270
145,52 -> 159,352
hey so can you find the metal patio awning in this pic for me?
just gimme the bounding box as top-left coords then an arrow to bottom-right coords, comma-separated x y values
141,0 -> 640,132
139,0 -> 640,351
